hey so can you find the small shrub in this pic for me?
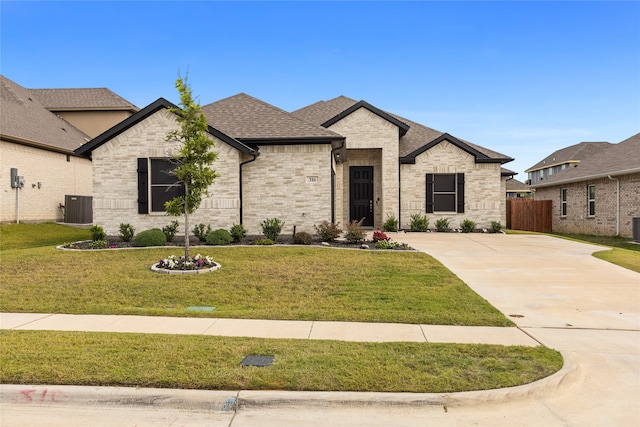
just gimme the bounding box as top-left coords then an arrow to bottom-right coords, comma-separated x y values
89,239 -> 108,249
134,228 -> 167,247
344,218 -> 366,244
491,221 -> 503,233
375,240 -> 401,250
382,214 -> 398,232
314,221 -> 342,242
193,223 -> 211,242
230,223 -> 247,243
460,219 -> 476,233
119,223 -> 135,242
261,217 -> 284,242
409,213 -> 429,232
89,225 -> 106,241
255,238 -> 274,245
435,218 -> 450,232
162,220 -> 179,242
293,231 -> 313,245
372,230 -> 390,243
206,229 -> 232,246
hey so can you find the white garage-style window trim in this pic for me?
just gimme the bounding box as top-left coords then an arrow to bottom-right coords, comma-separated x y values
561,188 -> 567,217
587,184 -> 596,217
426,173 -> 465,213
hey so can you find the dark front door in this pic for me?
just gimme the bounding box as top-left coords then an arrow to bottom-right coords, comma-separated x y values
349,166 -> 374,226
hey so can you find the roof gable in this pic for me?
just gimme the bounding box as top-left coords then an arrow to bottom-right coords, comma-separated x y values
1,75 -> 90,154
202,93 -> 343,143
74,98 -> 256,157
320,100 -> 410,137
400,133 -> 512,164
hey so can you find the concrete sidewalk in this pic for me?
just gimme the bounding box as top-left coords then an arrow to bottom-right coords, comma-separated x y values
0,312 -> 540,346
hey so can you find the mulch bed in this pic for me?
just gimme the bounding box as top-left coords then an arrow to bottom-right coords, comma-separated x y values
67,235 -> 413,251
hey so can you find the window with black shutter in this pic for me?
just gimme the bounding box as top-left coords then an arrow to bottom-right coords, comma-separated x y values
137,158 -> 185,214
426,173 -> 465,213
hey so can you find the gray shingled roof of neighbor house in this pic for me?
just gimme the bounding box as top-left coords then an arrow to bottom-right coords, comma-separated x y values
525,141 -> 612,172
530,133 -> 640,188
0,75 -> 90,153
29,88 -> 138,111
292,95 -> 513,162
506,178 -> 532,192
201,93 -> 343,141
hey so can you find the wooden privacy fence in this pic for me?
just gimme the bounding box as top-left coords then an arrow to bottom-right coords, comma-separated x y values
506,199 -> 552,233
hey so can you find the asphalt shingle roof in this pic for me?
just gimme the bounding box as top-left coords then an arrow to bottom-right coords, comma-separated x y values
525,141 -> 612,172
292,96 -> 512,162
1,75 -> 90,153
30,88 -> 138,111
202,93 -> 343,141
531,133 -> 640,187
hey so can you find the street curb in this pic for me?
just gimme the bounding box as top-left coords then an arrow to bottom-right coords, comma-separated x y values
0,352 -> 578,412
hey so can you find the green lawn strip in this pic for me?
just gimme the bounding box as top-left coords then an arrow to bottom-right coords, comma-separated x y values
0,330 -> 562,393
0,223 -> 90,251
0,245 -> 510,326
549,232 -> 640,273
593,249 -> 640,274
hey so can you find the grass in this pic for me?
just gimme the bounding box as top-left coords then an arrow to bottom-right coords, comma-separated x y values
0,223 -> 510,326
0,223 -> 564,392
550,232 -> 640,273
0,330 -> 563,393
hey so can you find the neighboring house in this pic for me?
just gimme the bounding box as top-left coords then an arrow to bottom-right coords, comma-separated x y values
525,141 -> 612,185
75,94 -> 514,235
506,177 -> 534,198
530,133 -> 640,237
1,75 -> 138,223
30,87 -> 138,138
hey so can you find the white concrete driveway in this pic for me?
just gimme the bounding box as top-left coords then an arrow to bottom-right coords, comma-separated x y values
390,232 -> 640,426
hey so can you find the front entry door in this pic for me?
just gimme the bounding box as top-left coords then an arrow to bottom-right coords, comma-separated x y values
349,166 -> 374,226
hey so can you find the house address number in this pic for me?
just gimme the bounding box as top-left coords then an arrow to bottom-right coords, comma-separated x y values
307,176 -> 318,183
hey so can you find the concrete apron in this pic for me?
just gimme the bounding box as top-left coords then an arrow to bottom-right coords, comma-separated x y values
390,232 -> 640,426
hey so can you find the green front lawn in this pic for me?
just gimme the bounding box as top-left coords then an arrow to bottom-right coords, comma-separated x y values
0,223 -> 564,393
0,223 -> 510,326
0,331 -> 562,393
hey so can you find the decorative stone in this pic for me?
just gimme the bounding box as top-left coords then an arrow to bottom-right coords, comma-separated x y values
150,262 -> 221,275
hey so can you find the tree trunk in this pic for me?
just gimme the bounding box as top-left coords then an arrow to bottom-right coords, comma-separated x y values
184,181 -> 190,260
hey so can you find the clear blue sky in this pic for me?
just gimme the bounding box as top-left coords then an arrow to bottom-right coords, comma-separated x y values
2,1 -> 639,178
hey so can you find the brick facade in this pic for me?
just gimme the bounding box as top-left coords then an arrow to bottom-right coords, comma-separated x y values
400,140 -> 506,229
534,172 -> 640,237
1,140 -> 92,223
92,109 -> 243,235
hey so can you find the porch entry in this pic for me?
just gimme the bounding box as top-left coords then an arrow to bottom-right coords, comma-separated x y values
349,166 -> 374,226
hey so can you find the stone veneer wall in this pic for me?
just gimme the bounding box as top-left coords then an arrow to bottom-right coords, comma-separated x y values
1,140 -> 92,223
327,107 -> 399,228
91,109 -> 242,235
241,144 -> 332,235
400,140 -> 504,229
534,172 -> 640,237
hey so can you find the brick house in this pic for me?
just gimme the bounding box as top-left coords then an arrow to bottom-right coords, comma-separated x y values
530,133 -> 640,237
75,94 -> 515,235
0,75 -> 137,223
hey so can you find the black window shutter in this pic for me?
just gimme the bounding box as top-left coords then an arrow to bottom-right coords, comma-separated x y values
456,173 -> 465,213
426,174 -> 434,213
137,158 -> 149,214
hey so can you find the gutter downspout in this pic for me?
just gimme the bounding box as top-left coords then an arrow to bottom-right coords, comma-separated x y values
398,159 -> 402,230
608,175 -> 620,236
239,153 -> 258,225
330,140 -> 345,224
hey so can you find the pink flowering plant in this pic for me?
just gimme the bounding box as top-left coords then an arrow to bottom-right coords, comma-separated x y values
156,253 -> 216,271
